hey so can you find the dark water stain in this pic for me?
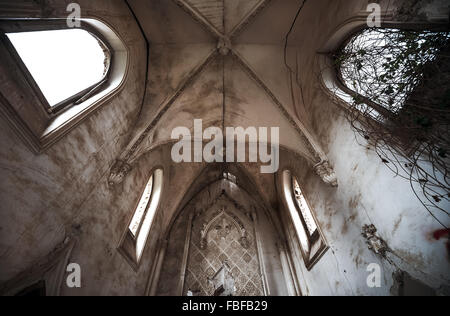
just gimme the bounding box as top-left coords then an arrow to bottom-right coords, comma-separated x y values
392,215 -> 404,236
348,193 -> 361,210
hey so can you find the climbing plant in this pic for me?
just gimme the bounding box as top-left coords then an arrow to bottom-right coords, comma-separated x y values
334,27 -> 450,228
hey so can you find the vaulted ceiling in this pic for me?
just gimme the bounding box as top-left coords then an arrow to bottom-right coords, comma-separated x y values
109,0 -> 341,189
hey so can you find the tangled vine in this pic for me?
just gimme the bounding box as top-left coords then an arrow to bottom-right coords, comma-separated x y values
333,27 -> 450,228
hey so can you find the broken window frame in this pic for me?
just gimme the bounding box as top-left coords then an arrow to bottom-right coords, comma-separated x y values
0,20 -> 113,115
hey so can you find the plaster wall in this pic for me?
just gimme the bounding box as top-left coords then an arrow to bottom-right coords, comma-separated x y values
0,0 -> 147,291
0,0 -> 448,296
275,0 -> 450,296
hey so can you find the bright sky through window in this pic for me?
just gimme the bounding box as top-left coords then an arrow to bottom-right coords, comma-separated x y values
283,171 -> 309,253
135,169 -> 163,261
129,175 -> 153,238
7,29 -> 107,107
338,28 -> 450,115
293,178 -> 317,236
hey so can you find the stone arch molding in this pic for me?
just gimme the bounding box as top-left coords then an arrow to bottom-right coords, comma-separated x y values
108,0 -> 338,188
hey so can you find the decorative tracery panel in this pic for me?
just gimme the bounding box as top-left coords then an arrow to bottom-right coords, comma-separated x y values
184,208 -> 264,296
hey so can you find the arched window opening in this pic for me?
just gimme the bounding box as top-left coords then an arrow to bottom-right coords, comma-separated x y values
332,27 -> 450,223
129,175 -> 154,238
292,178 -> 318,237
282,170 -> 327,271
119,169 -> 164,269
335,28 -> 450,120
6,28 -> 111,113
0,18 -> 128,153
223,172 -> 237,184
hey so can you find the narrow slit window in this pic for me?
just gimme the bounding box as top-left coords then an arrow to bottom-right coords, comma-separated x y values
135,169 -> 163,261
292,178 -> 317,236
6,28 -> 109,108
129,175 -> 153,238
282,170 -> 328,270
120,168 -> 164,268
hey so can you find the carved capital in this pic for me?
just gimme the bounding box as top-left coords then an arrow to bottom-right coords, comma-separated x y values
314,160 -> 338,187
108,160 -> 132,186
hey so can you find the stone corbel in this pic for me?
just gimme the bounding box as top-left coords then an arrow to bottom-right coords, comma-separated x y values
362,224 -> 389,257
108,159 -> 132,186
313,160 -> 338,187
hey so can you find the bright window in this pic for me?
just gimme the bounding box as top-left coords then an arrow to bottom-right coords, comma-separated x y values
336,28 -> 450,116
129,176 -> 153,237
127,169 -> 164,263
292,178 -> 317,236
223,172 -> 237,184
7,29 -> 108,107
282,170 -> 327,270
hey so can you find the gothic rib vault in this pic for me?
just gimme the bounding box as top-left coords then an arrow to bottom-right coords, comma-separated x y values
108,0 -> 338,187
1,0 -> 449,297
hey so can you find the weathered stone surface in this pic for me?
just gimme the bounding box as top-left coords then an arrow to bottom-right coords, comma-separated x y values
0,0 -> 448,297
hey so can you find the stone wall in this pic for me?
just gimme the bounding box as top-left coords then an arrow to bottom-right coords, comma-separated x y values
157,180 -> 289,296
0,0 -> 147,294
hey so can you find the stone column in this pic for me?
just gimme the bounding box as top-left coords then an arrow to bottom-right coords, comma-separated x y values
251,211 -> 270,296
146,239 -> 168,296
178,213 -> 194,296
